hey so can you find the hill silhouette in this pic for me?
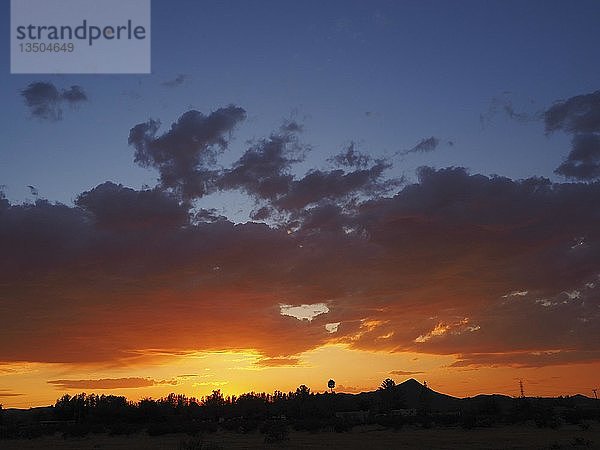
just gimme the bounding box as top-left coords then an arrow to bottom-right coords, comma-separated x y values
1,377 -> 599,442
4,378 -> 598,416
336,378 -> 462,412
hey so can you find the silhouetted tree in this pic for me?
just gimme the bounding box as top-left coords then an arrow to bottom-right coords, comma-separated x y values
202,390 -> 225,420
54,394 -> 75,420
378,378 -> 403,412
5,384 -> 590,441
295,385 -> 311,400
235,393 -> 267,418
138,398 -> 163,422
380,378 -> 396,390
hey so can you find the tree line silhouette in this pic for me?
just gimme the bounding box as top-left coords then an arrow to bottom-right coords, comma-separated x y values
0,379 -> 598,441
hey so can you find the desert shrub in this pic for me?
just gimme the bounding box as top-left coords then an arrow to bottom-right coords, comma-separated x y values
0,425 -> 9,439
146,421 -> 178,436
420,417 -> 433,429
571,436 -> 593,447
181,421 -> 203,436
435,413 -> 461,426
17,424 -> 45,439
534,409 -> 561,429
292,417 -> 323,432
146,420 -> 209,436
88,422 -> 107,434
375,414 -> 404,430
564,408 -> 584,425
461,413 -> 477,430
108,422 -> 139,435
177,438 -> 203,450
203,443 -> 224,450
333,417 -> 353,433
197,421 -> 218,433
220,417 -> 259,433
260,419 -> 289,443
61,423 -> 91,438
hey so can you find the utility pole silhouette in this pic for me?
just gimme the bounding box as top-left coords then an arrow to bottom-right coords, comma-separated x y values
519,379 -> 525,398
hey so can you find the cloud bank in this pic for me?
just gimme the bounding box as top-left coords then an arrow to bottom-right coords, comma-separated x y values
1,105 -> 598,371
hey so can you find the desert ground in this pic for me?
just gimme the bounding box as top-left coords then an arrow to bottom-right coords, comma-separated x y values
0,424 -> 598,450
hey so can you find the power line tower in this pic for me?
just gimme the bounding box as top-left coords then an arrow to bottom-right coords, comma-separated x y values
519,379 -> 525,398
593,388 -> 598,400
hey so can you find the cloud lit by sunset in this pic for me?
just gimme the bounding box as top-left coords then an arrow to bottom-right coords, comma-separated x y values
1,0 -> 599,409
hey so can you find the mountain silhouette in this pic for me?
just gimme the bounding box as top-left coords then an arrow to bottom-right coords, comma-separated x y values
395,378 -> 461,410
335,379 -> 598,413
332,378 -> 463,412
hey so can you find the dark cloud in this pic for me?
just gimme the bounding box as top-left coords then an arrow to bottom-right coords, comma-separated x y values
0,190 -> 317,363
481,95 -> 538,128
401,136 -> 440,155
218,127 -> 395,213
47,377 -> 178,390
20,82 -> 88,121
331,167 -> 600,363
545,90 -> 600,134
27,185 -> 39,197
451,350 -> 600,368
194,208 -> 227,223
329,142 -> 372,168
75,182 -> 188,230
128,106 -> 247,198
295,203 -> 347,234
544,90 -> 600,180
128,110 -> 397,213
161,74 -> 189,88
61,85 -> 87,103
217,127 -> 304,200
554,133 -> 600,180
1,140 -> 599,369
250,206 -> 274,221
274,160 -> 397,211
279,120 -> 303,133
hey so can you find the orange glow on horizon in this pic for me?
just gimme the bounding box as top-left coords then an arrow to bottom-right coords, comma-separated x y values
2,345 -> 599,408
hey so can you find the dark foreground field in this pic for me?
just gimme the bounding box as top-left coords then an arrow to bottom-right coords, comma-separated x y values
0,424 -> 598,450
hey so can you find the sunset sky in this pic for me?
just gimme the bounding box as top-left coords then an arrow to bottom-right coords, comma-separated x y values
1,0 -> 600,408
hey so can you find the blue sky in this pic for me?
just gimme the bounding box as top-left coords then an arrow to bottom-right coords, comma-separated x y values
1,0 -> 599,209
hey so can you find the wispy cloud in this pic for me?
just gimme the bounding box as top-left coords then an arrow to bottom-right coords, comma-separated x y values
399,136 -> 440,155
47,377 -> 178,390
161,74 -> 189,88
20,82 -> 87,121
390,370 -> 424,376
